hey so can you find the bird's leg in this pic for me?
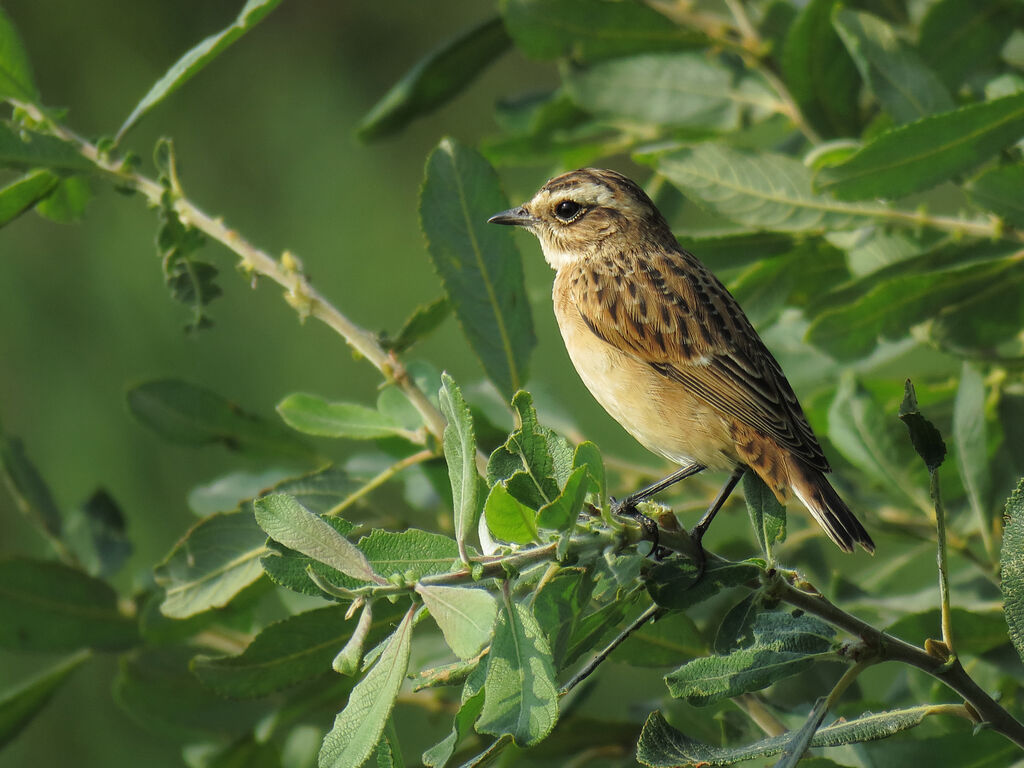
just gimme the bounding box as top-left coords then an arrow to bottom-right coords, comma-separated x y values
691,466 -> 746,577
612,463 -> 706,556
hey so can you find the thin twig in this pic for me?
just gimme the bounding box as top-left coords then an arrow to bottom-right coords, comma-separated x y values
930,470 -> 956,656
324,448 -> 435,518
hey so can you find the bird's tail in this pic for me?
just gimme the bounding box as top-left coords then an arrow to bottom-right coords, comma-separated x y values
789,461 -> 875,554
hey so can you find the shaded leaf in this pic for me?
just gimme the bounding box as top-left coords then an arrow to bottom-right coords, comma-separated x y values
0,557 -> 138,651
573,441 -> 606,513
0,650 -> 89,749
422,686 -> 485,767
637,706 -> 957,766
953,363 -> 994,545
898,380 -> 947,472
420,138 -> 535,400
380,297 -> 451,353
358,18 -> 511,140
127,379 -> 315,460
34,174 -> 90,222
417,584 -> 498,659
537,465 -> 589,531
0,169 -> 58,227
833,8 -> 953,124
154,510 -> 269,618
254,494 -> 381,583
0,8 -> 38,101
187,467 -> 296,516
966,164 -> 1024,228
615,611 -> 704,667
276,393 -> 409,440
862,728 -> 1018,766
683,231 -> 796,271
815,93 -> 1024,200
565,53 -> 777,130
743,470 -> 786,560
64,488 -> 132,578
532,568 -> 594,670
319,606 -> 415,768
0,123 -> 93,172
919,0 -> 1023,91
774,696 -> 829,768
1000,478 -> 1024,665
191,603 -> 405,698
653,144 -> 886,233
714,593 -> 761,654
665,609 -> 835,705
116,0 -> 284,140
501,0 -> 706,61
887,607 -> 1010,656
477,599 -> 558,746
439,373 -> 483,562
647,558 -> 760,611
0,433 -> 62,538
781,0 -> 862,138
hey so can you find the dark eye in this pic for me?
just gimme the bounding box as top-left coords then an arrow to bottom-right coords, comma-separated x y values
554,200 -> 583,222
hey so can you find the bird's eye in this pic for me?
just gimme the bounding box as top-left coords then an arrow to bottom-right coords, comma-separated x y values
554,200 -> 583,223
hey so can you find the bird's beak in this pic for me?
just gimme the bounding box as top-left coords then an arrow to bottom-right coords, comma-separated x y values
488,206 -> 536,228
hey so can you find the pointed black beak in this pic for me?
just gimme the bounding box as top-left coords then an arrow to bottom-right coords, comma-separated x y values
487,206 -> 535,227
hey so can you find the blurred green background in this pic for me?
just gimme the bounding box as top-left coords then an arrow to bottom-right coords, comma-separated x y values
0,2 -> 659,765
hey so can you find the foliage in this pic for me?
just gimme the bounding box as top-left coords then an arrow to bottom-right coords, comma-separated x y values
2,1 -> 1024,767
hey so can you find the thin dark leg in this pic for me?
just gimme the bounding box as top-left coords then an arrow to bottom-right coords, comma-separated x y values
691,466 -> 746,576
613,462 -> 706,557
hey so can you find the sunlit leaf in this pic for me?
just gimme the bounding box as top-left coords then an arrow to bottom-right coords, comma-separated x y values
439,373 -> 484,562
276,393 -> 409,440
417,584 -> 498,659
0,169 -> 58,227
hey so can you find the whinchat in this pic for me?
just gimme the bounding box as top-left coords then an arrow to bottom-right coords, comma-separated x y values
489,168 -> 874,555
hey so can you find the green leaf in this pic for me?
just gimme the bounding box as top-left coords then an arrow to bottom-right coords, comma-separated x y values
477,598 -> 559,747
898,380 -> 947,472
833,8 -> 953,125
967,164 -> 1024,228
714,593 -> 761,654
572,441 -> 606,513
358,17 -> 511,140
114,647 -> 270,740
420,138 -> 535,400
439,373 -> 483,563
862,728 -> 1018,767
615,611 -> 704,667
276,393 -> 410,440
647,559 -> 760,611
565,53 -> 777,130
501,0 -> 706,61
487,391 -> 572,508
532,568 -> 594,670
806,246 -> 1024,361
116,0 -> 284,140
827,375 -> 930,511
665,609 -> 835,705
954,363 -> 994,545
380,297 -> 451,354
154,510 -> 269,618
773,696 -> 829,768
191,603 -> 405,698
422,690 -> 484,767
1001,478 -> 1024,665
781,0 -> 862,138
484,483 -> 540,544
918,0 -> 1023,91
0,557 -> 138,651
681,231 -> 796,271
0,650 -> 89,749
743,473 -> 786,561
127,379 -> 316,460
34,174 -> 90,222
653,144 -> 886,233
887,607 -> 1010,656
0,123 -> 95,172
187,467 -> 296,516
64,488 -> 132,578
359,528 -> 461,582
637,706 -> 953,766
537,465 -> 589,531
319,606 -> 415,768
0,433 -> 62,538
0,8 -> 39,101
254,494 -> 382,584
417,585 -> 498,660
0,169 -> 59,227
815,94 -> 1024,200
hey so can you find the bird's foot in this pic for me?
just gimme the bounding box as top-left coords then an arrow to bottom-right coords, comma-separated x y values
612,497 -> 668,559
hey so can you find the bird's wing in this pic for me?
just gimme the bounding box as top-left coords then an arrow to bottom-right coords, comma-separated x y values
569,248 -> 829,472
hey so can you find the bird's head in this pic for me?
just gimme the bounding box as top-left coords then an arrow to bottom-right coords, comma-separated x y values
488,168 -> 674,270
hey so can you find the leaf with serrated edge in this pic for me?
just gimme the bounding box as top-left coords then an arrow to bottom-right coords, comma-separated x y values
439,373 -> 482,563
117,0 -> 284,140
637,706 -> 941,766
477,599 -> 558,746
420,138 -> 535,400
417,584 -> 498,659
319,606 -> 415,768
254,494 -> 382,584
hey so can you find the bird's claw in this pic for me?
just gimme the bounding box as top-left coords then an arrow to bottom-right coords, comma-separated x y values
612,496 -> 666,559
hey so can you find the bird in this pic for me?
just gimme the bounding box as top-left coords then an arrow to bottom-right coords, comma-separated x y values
488,168 -> 874,557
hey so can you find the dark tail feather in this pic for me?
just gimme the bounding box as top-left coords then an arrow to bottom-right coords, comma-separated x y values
790,463 -> 875,554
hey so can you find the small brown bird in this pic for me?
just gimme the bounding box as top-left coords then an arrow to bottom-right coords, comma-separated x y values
489,168 -> 874,555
